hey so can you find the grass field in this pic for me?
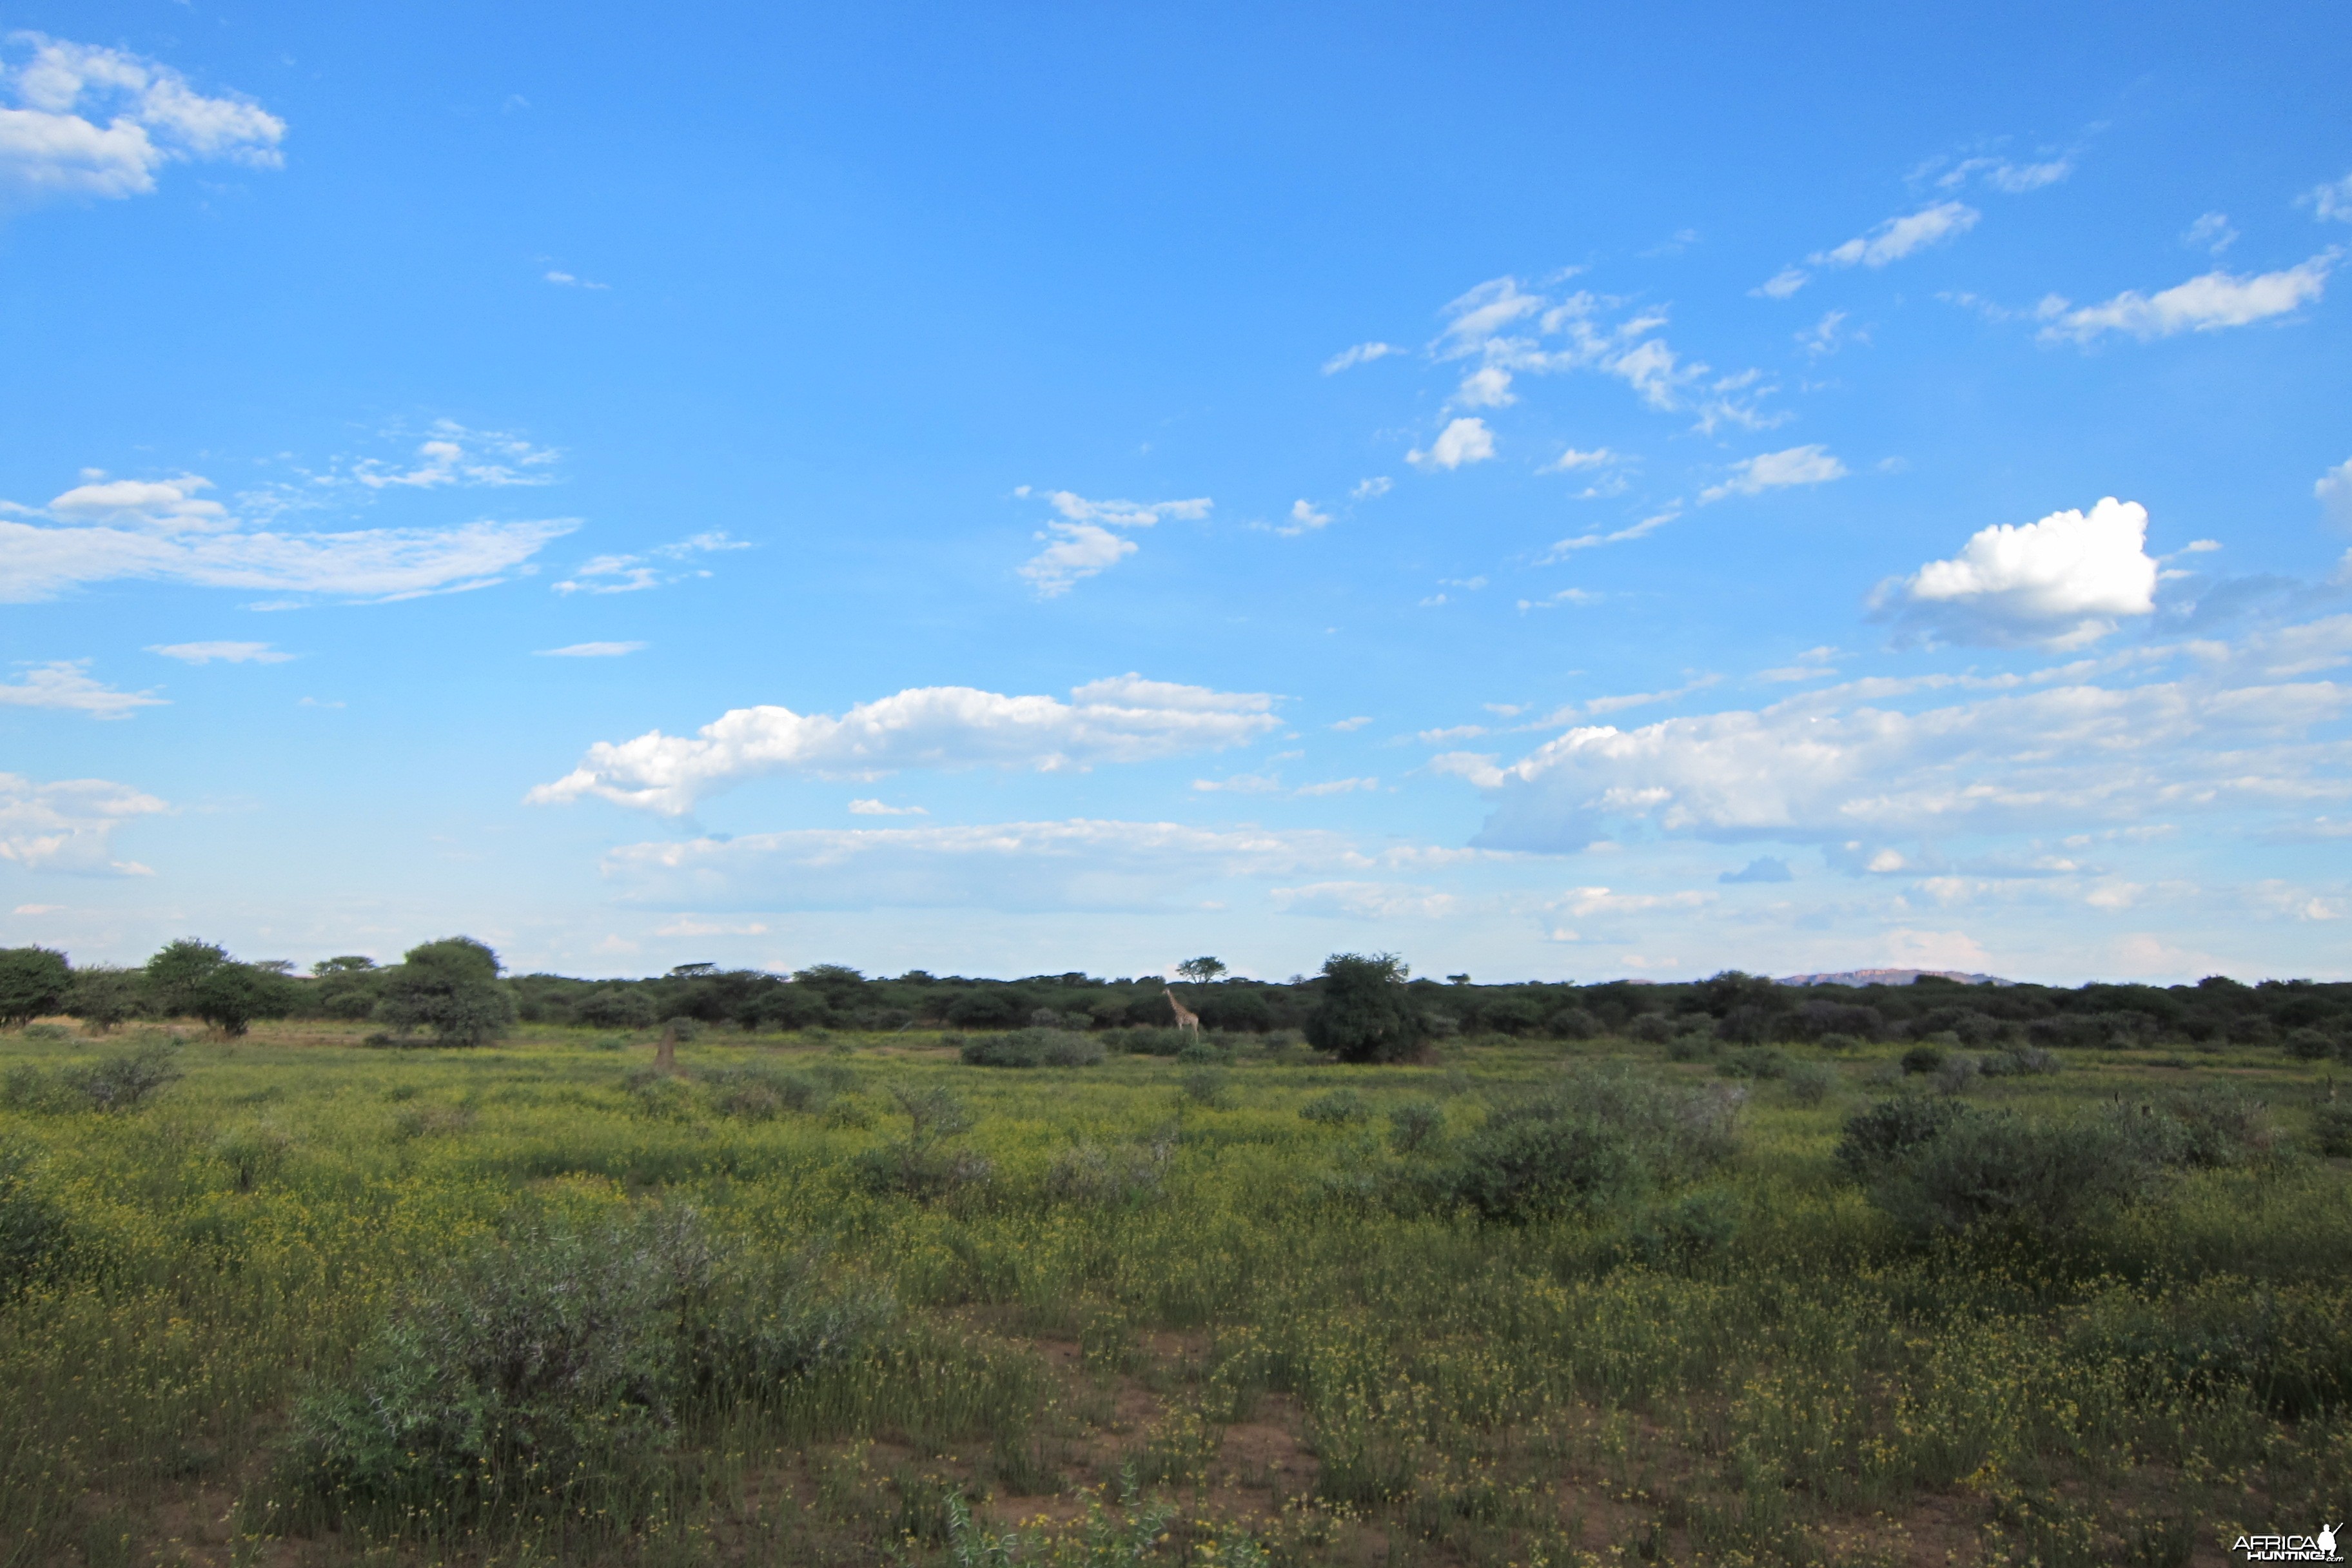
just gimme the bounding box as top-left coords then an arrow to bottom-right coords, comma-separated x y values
1,1020 -> 2347,1567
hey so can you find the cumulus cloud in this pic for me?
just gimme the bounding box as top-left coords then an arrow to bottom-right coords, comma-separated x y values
1698,444 -> 1847,504
2037,253 -> 2337,344
1321,342 -> 1400,373
0,34 -> 283,208
1016,488 -> 1211,596
1874,497 -> 2159,648
535,641 -> 645,658
148,640 -> 293,664
0,661 -> 165,719
0,772 -> 168,874
1280,499 -> 1332,536
1441,614 -> 2352,860
2317,458 -> 2352,527
553,531 -> 746,596
598,818 -> 1391,912
50,475 -> 228,529
1351,476 -> 1392,501
1453,365 -> 1516,408
1406,417 -> 1496,471
529,674 -> 1282,815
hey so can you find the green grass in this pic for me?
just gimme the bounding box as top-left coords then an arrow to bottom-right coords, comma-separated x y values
1,1020 -> 2347,1567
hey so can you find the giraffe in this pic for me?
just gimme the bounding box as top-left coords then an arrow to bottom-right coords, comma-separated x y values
1162,986 -> 1202,1037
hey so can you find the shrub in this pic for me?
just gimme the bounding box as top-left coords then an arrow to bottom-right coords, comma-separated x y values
1304,953 -> 1429,1064
1832,1096 -> 1972,1183
1626,1015 -> 1675,1045
1044,1135 -> 1174,1207
63,965 -> 142,1033
959,1028 -> 1104,1068
1104,1026 -> 1190,1057
853,1086 -> 992,1199
700,1063 -> 825,1120
2285,1028 -> 2333,1062
1387,1099 -> 1444,1153
1432,1071 -> 1743,1222
1177,1067 -> 1233,1109
1544,1006 -> 1601,1041
144,939 -> 296,1037
284,1206 -> 886,1517
1,1040 -> 183,1114
574,987 -> 657,1031
0,1139 -> 69,1290
1900,1044 -> 1946,1075
1980,1046 -> 2061,1077
1299,1088 -> 1369,1126
1784,1061 -> 1838,1106
2154,1086 -> 2278,1169
1718,1046 -> 1790,1081
1934,1054 -> 1981,1095
1173,1040 -> 1223,1066
2314,1104 -> 2352,1159
1873,1111 -> 2168,1239
213,1121 -> 294,1191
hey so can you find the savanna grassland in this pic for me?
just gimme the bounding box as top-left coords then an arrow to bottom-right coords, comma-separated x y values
1,1017 -> 2348,1568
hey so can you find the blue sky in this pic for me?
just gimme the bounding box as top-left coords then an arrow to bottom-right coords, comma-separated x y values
3,2 -> 2349,983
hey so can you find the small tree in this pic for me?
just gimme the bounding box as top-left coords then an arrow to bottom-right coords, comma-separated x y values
1175,957 -> 1228,983
146,939 -> 230,1017
311,956 -> 384,1021
0,947 -> 71,1027
1305,952 -> 1429,1064
64,965 -> 144,1033
377,937 -> 517,1047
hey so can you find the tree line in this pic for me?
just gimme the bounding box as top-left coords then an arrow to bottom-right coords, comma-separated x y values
1,940 -> 2347,1061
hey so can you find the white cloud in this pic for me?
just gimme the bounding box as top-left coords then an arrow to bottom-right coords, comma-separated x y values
1446,615 -> 2352,858
1927,153 -> 2074,195
351,425 -> 560,491
49,474 -> 228,529
536,641 -> 646,658
1015,489 -> 1211,596
1798,309 -> 1856,357
1321,342 -> 1401,374
0,34 -> 283,208
600,818 -> 1396,913
1813,202 -> 1981,270
1407,417 -> 1496,471
1541,447 -> 1616,473
529,674 -> 1282,815
1329,716 -> 1373,731
1433,278 -> 1544,356
847,799 -> 926,816
1698,444 -> 1847,504
1271,881 -> 1462,921
1752,268 -> 1809,299
1516,587 -> 1603,611
544,270 -> 609,290
1758,646 -> 1841,683
1875,496 -> 2159,648
2317,458 -> 2352,528
1192,770 -> 1284,794
0,661 -> 165,719
2183,212 -> 2238,255
0,772 -> 167,874
553,531 -> 747,596
1294,776 -> 1377,796
0,511 -> 579,603
1454,366 -> 1516,408
1539,508 -> 1681,560
2304,173 -> 2352,224
1351,477 -> 1392,501
1280,499 -> 1332,536
2037,252 -> 2337,344
148,640 -> 292,664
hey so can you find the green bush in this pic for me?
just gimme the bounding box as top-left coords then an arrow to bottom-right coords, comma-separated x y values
1431,1072 -> 1742,1222
1299,1088 -> 1369,1125
375,938 -> 517,1048
1832,1096 -> 1972,1182
1718,1045 -> 1790,1080
1980,1046 -> 2061,1077
1387,1099 -> 1444,1153
1044,1135 -> 1173,1207
852,1085 -> 992,1199
1102,1026 -> 1190,1057
1177,1066 -> 1232,1109
1872,1111 -> 2167,1239
0,1139 -> 69,1290
1899,1044 -> 1946,1075
284,1206 -> 887,1517
1304,952 -> 1429,1064
0,946 -> 70,1027
959,1028 -> 1104,1068
700,1063 -> 825,1119
1784,1061 -> 1839,1106
1,1039 -> 183,1114
2315,1103 -> 2352,1158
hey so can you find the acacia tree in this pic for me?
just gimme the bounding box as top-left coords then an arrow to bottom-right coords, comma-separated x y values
377,937 -> 516,1047
0,946 -> 70,1027
1175,957 -> 1228,983
1305,952 -> 1430,1064
143,939 -> 296,1037
64,965 -> 144,1033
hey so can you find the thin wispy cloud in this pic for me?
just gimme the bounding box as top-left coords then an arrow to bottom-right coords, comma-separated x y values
148,641 -> 294,664
0,661 -> 165,719
535,641 -> 647,658
1015,487 -> 1211,596
2036,252 -> 2338,344
1698,445 -> 1847,504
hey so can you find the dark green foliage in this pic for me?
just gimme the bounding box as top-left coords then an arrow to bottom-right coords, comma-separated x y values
1102,1026 -> 1190,1057
1833,1096 -> 1974,1182
309,957 -> 384,1021
1899,1044 -> 1946,1075
2147,1086 -> 2278,1169
2286,1028 -> 2335,1062
1544,1006 -> 1600,1041
0,946 -> 71,1027
1044,1135 -> 1173,1207
1386,1099 -> 1444,1153
1784,1061 -> 1838,1106
698,1063 -> 827,1120
63,965 -> 142,1032
1718,1045 -> 1790,1080
1874,1111 -> 2170,1239
0,1138 -> 69,1290
1176,1066 -> 1232,1108
4,1040 -> 183,1113
958,1028 -> 1104,1068
2066,1279 -> 2352,1420
1305,952 -> 1429,1064
1431,1072 -> 1743,1222
574,986 -> 657,1031
2316,1103 -> 2352,1158
1980,1046 -> 2061,1077
284,1206 -> 888,1516
145,939 -> 296,1036
852,1085 -> 991,1198
1298,1087 -> 1369,1125
376,937 -> 516,1048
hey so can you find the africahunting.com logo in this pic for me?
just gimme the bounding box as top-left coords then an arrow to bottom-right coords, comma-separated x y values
2235,1524 -> 2342,1563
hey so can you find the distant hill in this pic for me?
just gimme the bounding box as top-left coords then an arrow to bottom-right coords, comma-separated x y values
1776,968 -> 2014,988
